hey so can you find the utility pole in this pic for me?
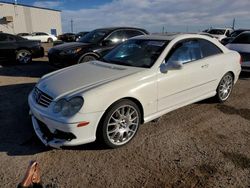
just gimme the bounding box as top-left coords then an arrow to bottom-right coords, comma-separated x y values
162,26 -> 165,34
232,18 -> 235,30
70,19 -> 73,33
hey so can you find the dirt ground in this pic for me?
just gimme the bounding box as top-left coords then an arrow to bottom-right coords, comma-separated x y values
0,44 -> 250,187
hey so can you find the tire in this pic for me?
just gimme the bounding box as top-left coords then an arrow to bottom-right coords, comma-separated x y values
47,38 -> 53,43
16,49 -> 32,64
215,72 -> 234,103
97,99 -> 141,148
78,55 -> 97,64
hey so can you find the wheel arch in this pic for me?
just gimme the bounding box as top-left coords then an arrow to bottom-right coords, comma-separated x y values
16,47 -> 32,53
78,52 -> 100,63
97,97 -> 145,128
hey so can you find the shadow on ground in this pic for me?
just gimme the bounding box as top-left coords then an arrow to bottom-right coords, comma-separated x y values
0,83 -> 50,156
0,60 -> 55,78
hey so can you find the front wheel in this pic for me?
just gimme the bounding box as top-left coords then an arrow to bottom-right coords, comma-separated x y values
16,49 -> 32,64
47,38 -> 53,43
215,72 -> 234,103
98,100 -> 141,148
78,55 -> 97,64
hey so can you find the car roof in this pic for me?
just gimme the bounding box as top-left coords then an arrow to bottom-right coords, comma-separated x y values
209,28 -> 233,30
94,27 -> 148,33
132,33 -> 214,41
240,31 -> 250,35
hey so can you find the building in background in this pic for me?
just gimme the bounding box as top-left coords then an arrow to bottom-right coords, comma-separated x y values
0,1 -> 62,35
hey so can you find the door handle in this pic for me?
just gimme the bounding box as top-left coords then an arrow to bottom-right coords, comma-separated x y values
201,64 -> 209,68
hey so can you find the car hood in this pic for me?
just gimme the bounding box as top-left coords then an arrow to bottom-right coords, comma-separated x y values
52,42 -> 91,51
37,61 -> 144,99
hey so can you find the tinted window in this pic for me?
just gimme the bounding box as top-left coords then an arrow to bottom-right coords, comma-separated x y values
106,30 -> 126,43
125,30 -> 144,38
232,33 -> 250,44
79,29 -> 109,43
0,34 -> 8,42
199,39 -> 222,57
166,40 -> 202,64
7,35 -> 16,41
208,29 -> 226,35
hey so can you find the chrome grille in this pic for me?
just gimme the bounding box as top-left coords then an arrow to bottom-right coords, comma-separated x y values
33,87 -> 53,108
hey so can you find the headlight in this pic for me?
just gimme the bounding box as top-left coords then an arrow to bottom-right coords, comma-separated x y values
60,47 -> 82,55
53,97 -> 84,117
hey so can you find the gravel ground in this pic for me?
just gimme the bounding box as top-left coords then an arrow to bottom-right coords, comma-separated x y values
0,45 -> 249,187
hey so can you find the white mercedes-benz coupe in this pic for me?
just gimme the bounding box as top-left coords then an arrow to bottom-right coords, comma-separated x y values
28,34 -> 241,149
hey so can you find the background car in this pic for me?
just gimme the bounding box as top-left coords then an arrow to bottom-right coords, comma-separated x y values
205,28 -> 233,41
75,31 -> 89,41
221,29 -> 250,45
226,31 -> 250,72
29,34 -> 241,149
0,33 -> 44,64
57,33 -> 76,42
17,33 -> 30,37
23,32 -> 57,43
48,27 -> 149,67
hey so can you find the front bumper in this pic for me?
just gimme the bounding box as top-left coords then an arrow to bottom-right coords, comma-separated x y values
48,50 -> 79,67
28,92 -> 103,148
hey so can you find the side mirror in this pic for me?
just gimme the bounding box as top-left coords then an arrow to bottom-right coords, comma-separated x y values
160,63 -> 169,73
102,40 -> 113,46
160,60 -> 183,73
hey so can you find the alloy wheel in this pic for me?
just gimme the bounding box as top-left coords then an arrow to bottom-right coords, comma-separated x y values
218,74 -> 233,101
106,105 -> 139,146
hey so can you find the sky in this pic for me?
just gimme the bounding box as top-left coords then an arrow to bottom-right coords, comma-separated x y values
2,0 -> 250,33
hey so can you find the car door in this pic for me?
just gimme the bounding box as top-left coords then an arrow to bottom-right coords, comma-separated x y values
157,39 -> 216,112
0,34 -> 17,61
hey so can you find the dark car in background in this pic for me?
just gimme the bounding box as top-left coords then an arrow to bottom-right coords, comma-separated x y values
0,33 -> 44,64
48,27 -> 149,67
226,32 -> 250,72
57,33 -> 76,42
221,29 -> 250,45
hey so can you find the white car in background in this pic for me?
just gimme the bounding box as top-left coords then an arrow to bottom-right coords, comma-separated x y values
23,32 -> 57,43
226,32 -> 250,72
206,28 -> 233,41
28,34 -> 241,149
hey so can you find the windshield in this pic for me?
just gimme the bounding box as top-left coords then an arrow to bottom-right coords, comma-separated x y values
79,29 -> 109,43
208,29 -> 226,35
102,39 -> 168,68
230,30 -> 246,38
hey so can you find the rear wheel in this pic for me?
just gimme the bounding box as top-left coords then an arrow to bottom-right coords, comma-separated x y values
78,55 -> 97,64
47,38 -> 53,43
98,100 -> 141,148
215,72 -> 234,103
16,49 -> 32,64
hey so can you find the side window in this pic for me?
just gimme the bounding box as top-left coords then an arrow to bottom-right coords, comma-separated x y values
125,30 -> 144,38
199,39 -> 222,57
106,30 -> 126,44
0,34 -> 8,42
7,35 -> 16,41
166,40 -> 202,65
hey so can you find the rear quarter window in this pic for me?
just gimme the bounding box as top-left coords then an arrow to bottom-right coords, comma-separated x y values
199,39 -> 222,58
